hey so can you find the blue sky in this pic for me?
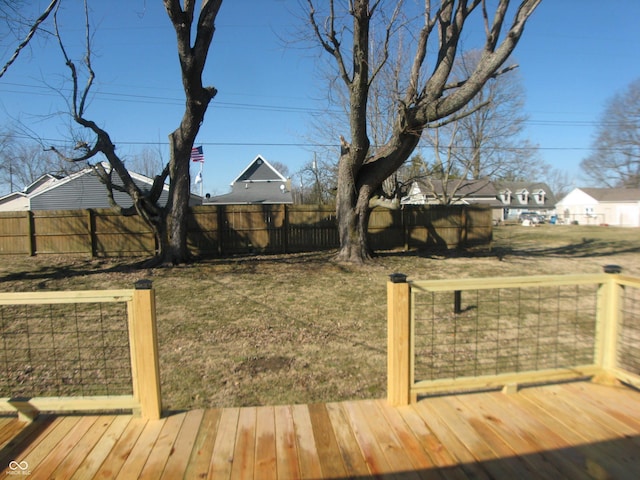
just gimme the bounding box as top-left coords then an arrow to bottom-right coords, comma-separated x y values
1,1 -> 639,196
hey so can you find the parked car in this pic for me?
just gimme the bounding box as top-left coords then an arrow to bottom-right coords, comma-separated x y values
519,212 -> 543,224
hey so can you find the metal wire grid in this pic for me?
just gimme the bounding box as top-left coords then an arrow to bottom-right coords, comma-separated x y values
0,301 -> 133,398
618,285 -> 640,376
412,284 -> 600,382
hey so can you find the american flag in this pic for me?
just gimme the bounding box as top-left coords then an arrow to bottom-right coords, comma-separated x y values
190,146 -> 205,162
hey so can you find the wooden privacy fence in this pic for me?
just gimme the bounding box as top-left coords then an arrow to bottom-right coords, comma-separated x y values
387,271 -> 640,406
0,281 -> 161,421
0,204 -> 492,257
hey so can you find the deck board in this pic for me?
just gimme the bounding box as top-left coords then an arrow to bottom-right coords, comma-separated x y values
0,381 -> 638,479
208,407 -> 239,480
159,409 -> 205,480
273,405 -> 301,480
70,415 -> 132,480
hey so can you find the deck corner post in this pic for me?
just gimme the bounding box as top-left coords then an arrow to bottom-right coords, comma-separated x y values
388,273 -> 411,406
596,267 -> 623,376
130,280 -> 162,420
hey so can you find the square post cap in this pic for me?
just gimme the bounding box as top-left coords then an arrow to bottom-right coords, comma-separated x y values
389,273 -> 408,283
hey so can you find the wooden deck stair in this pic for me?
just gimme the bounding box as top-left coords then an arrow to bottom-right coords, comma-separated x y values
1,381 -> 639,479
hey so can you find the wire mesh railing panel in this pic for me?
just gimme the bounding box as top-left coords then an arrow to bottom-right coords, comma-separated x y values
0,301 -> 132,398
412,284 -> 599,382
618,284 -> 640,376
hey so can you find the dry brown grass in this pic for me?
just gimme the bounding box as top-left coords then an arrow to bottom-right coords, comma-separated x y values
0,224 -> 639,410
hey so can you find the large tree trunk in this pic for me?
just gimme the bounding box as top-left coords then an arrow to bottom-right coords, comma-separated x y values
159,132 -> 193,265
335,154 -> 374,262
158,0 -> 221,265
336,130 -> 422,263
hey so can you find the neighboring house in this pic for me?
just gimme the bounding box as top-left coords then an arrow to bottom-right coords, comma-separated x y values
401,179 -> 559,223
401,178 -> 499,207
495,181 -> 557,222
556,187 -> 640,227
204,155 -> 293,205
0,166 -> 201,211
0,174 -> 61,211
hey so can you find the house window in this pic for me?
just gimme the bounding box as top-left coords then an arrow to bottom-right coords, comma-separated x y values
534,190 -> 545,204
517,190 -> 529,204
499,190 -> 511,204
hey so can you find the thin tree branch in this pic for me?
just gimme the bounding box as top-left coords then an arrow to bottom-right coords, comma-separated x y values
426,99 -> 490,129
0,0 -> 59,79
443,63 -> 518,91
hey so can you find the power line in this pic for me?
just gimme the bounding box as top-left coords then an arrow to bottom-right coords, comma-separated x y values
9,132 -> 629,153
1,81 -> 636,127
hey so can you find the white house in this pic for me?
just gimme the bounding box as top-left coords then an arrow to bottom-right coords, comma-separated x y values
0,174 -> 60,211
555,187 -> 640,227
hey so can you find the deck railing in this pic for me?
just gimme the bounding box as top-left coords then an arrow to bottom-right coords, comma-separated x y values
387,271 -> 640,405
0,281 -> 161,420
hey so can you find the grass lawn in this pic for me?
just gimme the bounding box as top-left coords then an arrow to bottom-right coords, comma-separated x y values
1,224 -> 639,411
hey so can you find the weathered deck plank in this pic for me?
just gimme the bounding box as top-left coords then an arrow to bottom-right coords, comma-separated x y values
0,381 -> 638,479
159,409 -> 205,480
273,405 -> 301,480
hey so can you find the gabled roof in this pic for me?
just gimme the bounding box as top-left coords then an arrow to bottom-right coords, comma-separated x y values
408,178 -> 498,198
205,155 -> 293,205
23,173 -> 62,194
205,182 -> 293,205
232,155 -> 286,184
578,187 -> 640,202
495,181 -> 557,206
0,191 -> 27,204
1,164 -> 201,211
401,178 -> 500,206
32,164 -> 167,198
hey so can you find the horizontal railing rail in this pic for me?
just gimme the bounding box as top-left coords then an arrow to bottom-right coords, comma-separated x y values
0,282 -> 161,420
388,271 -> 640,406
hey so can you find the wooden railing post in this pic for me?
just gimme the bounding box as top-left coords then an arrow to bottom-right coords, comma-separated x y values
388,273 -> 411,406
129,280 -> 162,420
595,266 -> 623,381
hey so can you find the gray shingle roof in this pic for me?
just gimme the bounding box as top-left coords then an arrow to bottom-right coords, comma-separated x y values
580,188 -> 640,202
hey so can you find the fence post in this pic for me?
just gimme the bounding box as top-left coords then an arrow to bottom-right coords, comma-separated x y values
387,273 -> 411,406
27,211 -> 35,256
129,280 -> 162,420
87,209 -> 96,257
217,205 -> 224,256
283,204 -> 290,254
454,290 -> 462,314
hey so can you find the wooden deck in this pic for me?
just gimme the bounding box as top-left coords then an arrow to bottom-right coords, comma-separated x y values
1,381 -> 639,479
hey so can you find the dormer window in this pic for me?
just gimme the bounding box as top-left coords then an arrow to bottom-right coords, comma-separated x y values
499,189 -> 512,204
516,189 -> 529,204
533,189 -> 546,205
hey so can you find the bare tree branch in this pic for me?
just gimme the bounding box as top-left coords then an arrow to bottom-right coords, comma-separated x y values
0,0 -> 59,78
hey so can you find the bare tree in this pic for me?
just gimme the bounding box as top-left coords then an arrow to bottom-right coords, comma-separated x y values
296,155 -> 336,205
415,49 -> 540,204
545,167 -> 572,201
0,127 -> 82,195
433,50 -> 536,180
306,0 -> 541,262
128,146 -> 167,182
581,78 -> 640,188
49,0 -> 222,265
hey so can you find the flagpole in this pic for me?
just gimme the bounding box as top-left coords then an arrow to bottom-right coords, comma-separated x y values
191,145 -> 205,200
